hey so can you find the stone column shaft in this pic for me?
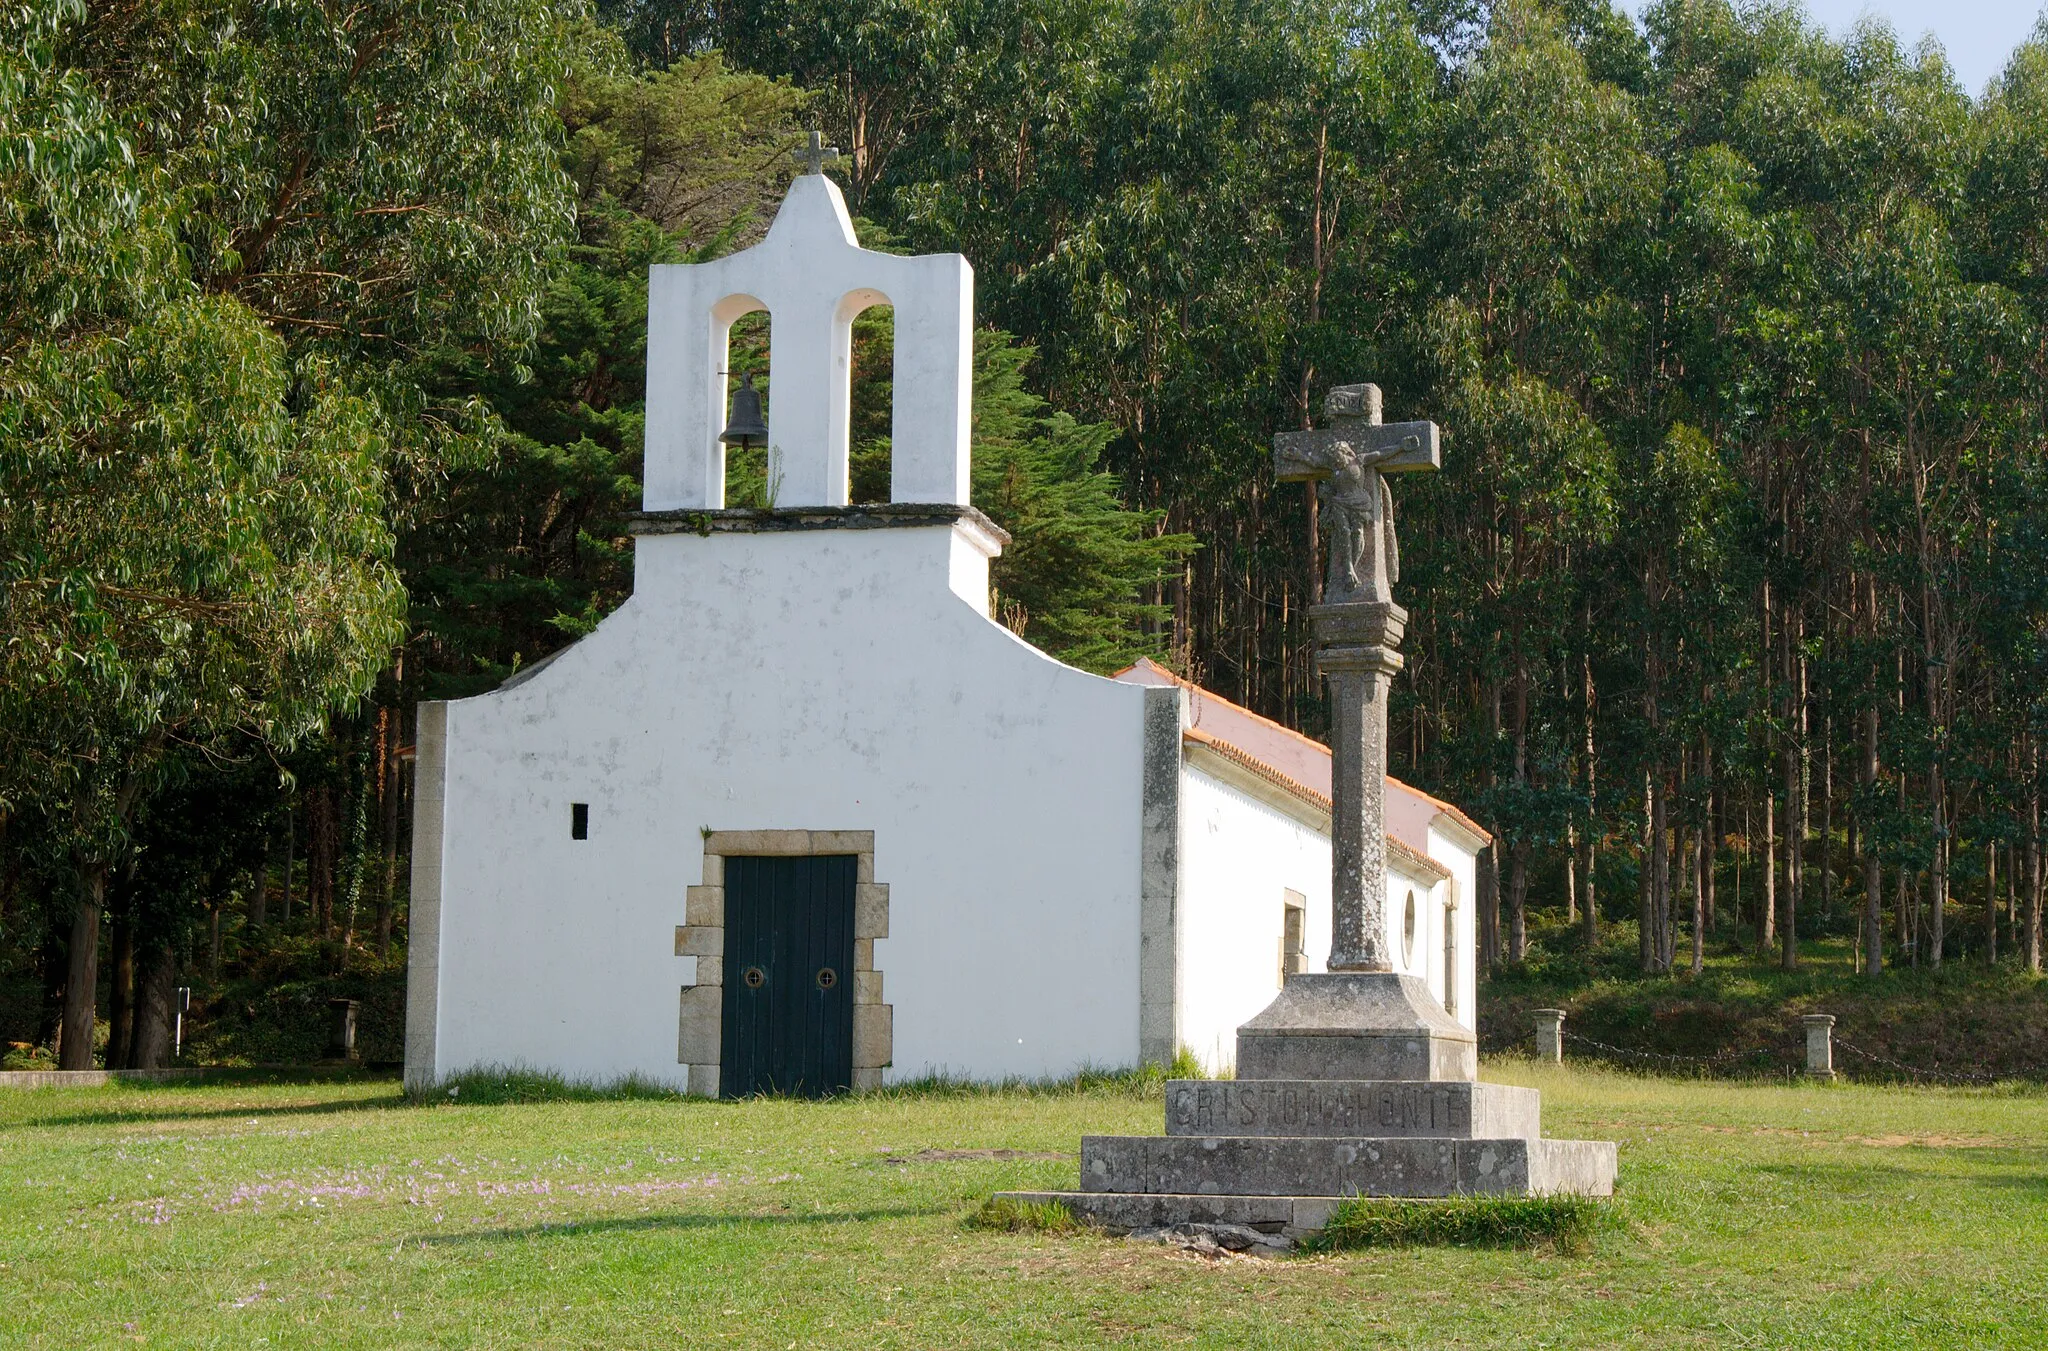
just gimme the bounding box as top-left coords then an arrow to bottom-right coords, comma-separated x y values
1312,601 -> 1407,975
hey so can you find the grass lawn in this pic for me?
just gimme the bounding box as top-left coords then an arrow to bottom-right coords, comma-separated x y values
3,1063 -> 2045,1349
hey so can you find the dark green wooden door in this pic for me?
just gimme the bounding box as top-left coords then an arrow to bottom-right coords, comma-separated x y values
720,855 -> 857,1098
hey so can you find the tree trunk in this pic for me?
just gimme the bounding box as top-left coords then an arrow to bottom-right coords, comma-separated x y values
1930,780 -> 1947,968
1580,827 -> 1598,950
1821,713 -> 1834,925
58,863 -> 107,1070
309,784 -> 336,940
129,943 -> 178,1069
1691,825 -> 1705,975
1508,840 -> 1528,965
279,807 -> 295,924
377,700 -> 402,956
1479,844 -> 1500,974
1508,621 -> 1529,965
1638,773 -> 1654,972
37,927 -> 66,1054
1655,780 -> 1672,970
1581,637 -> 1598,948
1759,579 -> 1775,955
1986,842 -> 1998,965
1702,738 -> 1718,933
1565,824 -> 1578,926
2027,767 -> 2042,975
1761,789 -> 1777,953
1782,616 -> 1802,972
1863,699 -> 1883,977
108,905 -> 135,1070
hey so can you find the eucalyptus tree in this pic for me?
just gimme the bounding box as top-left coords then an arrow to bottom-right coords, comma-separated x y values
1399,0 -> 1649,963
2,0 -> 578,1062
1968,24 -> 2048,972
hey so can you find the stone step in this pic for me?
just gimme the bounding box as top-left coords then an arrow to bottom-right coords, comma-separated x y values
1080,1133 -> 1616,1198
1165,1079 -> 1540,1140
993,1190 -> 1343,1240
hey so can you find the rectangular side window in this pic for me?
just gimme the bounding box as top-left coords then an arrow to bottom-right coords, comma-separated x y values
571,803 -> 589,840
1280,889 -> 1307,985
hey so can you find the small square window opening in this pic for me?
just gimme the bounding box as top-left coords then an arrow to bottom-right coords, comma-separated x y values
571,803 -> 589,840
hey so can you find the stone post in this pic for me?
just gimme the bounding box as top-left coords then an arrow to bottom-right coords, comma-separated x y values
1802,1013 -> 1836,1080
326,998 -> 360,1062
1534,1009 -> 1566,1064
1313,602 -> 1407,972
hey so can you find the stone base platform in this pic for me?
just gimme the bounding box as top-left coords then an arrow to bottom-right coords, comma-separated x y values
1082,1133 -> 1616,1198
1165,1079 -> 1541,1139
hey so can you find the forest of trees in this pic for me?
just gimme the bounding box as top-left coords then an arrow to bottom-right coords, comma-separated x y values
3,0 -> 2045,1067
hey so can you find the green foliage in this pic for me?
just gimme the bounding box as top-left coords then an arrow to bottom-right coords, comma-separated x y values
874,1062 -> 1176,1100
964,1196 -> 1080,1233
409,35 -> 802,695
971,330 -> 1197,673
1306,1193 -> 1616,1254
0,0 -> 581,1058
414,1066 -> 689,1105
682,0 -> 2048,983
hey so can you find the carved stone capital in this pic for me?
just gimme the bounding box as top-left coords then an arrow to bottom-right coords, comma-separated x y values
1308,601 -> 1408,653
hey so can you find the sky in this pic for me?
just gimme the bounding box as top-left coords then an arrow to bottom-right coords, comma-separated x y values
1628,1 -> 2047,95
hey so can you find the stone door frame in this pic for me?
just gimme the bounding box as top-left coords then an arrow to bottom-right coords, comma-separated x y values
676,830 -> 891,1096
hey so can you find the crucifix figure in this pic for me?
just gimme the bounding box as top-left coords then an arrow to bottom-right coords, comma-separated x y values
1273,384 -> 1439,605
1272,383 -> 1440,972
793,130 -> 840,177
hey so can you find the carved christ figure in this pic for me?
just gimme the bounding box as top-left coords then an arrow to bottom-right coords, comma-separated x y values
1273,383 -> 1440,607
1320,456 -> 1400,605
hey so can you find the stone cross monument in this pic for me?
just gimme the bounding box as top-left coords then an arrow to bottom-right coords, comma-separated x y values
994,381 -> 1615,1245
1274,383 -> 1440,973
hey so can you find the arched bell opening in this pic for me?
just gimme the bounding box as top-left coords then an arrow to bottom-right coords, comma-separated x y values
713,295 -> 773,508
834,288 -> 895,504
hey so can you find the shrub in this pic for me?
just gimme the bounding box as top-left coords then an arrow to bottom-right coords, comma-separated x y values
964,1197 -> 1079,1234
412,1067 -> 687,1106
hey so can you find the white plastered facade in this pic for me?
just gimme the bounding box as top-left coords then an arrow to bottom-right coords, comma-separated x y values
404,173 -> 1484,1092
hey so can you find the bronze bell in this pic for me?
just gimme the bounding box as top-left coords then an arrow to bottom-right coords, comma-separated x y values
719,372 -> 768,449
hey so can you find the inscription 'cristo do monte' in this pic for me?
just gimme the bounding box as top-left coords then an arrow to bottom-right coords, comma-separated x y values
1165,1081 -> 1530,1140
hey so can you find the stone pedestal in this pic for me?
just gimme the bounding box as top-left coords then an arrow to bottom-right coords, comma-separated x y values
1802,1013 -> 1836,1080
997,978 -> 1617,1243
1534,1008 -> 1566,1064
993,383 -> 1617,1244
1235,973 -> 1475,1082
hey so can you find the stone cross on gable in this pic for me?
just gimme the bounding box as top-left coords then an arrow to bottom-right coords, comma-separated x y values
1273,384 -> 1440,606
794,130 -> 839,177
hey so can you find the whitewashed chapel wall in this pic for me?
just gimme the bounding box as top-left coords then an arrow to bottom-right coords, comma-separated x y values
408,521 -> 1152,1089
1173,765 -> 1333,1076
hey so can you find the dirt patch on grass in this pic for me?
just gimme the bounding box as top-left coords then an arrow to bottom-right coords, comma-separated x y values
1695,1124 -> 2003,1147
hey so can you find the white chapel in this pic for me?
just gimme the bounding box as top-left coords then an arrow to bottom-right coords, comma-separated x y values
403,165 -> 1488,1096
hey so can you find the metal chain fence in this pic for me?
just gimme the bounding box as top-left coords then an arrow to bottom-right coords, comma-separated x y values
1557,1029 -> 1799,1068
1489,1022 -> 2048,1084
1829,1038 -> 2031,1085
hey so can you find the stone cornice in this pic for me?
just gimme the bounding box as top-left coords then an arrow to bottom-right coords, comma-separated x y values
628,502 -> 1011,551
